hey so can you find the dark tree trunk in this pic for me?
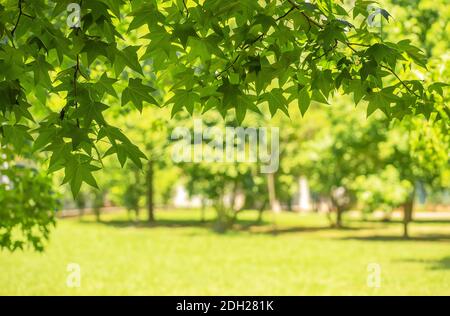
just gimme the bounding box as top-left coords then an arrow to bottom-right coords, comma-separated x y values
135,169 -> 141,222
330,196 -> 344,228
286,197 -> 292,212
267,173 -> 281,213
79,208 -> 84,219
403,188 -> 415,239
336,206 -> 343,228
213,193 -> 228,233
200,203 -> 206,223
257,200 -> 267,223
94,208 -> 101,222
147,159 -> 155,223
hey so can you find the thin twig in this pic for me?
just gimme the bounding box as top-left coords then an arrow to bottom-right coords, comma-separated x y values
93,143 -> 104,167
215,0 -> 419,104
216,5 -> 295,79
11,0 -> 23,37
313,40 -> 338,61
345,42 -> 358,53
287,0 -> 323,29
215,54 -> 240,79
73,53 -> 80,127
276,6 -> 295,21
182,0 -> 189,18
346,42 -> 371,47
381,65 -> 420,98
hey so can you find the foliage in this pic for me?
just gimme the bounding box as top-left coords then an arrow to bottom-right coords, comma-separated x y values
297,103 -> 387,224
0,147 -> 60,251
0,0 -> 448,250
90,187 -> 105,222
0,0 -> 446,199
123,181 -> 142,217
350,165 -> 411,216
174,114 -> 272,228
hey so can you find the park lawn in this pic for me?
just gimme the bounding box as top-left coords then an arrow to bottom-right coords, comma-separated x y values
1,209 -> 449,295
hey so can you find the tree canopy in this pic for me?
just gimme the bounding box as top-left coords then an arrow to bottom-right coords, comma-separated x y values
0,0 -> 447,198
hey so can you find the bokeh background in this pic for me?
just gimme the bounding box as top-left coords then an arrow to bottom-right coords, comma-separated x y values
0,0 -> 449,295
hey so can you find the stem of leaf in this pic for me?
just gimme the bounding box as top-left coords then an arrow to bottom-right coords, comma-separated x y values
73,53 -> 80,127
381,65 -> 420,98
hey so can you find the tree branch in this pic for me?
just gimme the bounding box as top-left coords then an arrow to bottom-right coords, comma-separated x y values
313,40 -> 338,61
216,0 -> 421,103
381,65 -> 420,98
216,5 -> 295,79
73,54 -> 80,127
287,0 -> 323,29
11,0 -> 23,37
182,0 -> 189,18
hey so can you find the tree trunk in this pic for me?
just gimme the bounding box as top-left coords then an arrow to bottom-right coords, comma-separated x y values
257,199 -> 267,223
403,187 -> 415,239
94,208 -> 101,222
330,196 -> 344,228
336,206 -> 343,228
135,169 -> 141,222
200,199 -> 206,223
214,192 -> 228,233
286,197 -> 292,212
147,159 -> 155,223
78,208 -> 84,220
230,178 -> 239,212
267,173 -> 281,213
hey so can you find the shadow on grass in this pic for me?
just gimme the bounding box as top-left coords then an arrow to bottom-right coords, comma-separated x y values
81,218 -> 212,229
78,215 -> 448,239
80,218 -> 267,231
399,256 -> 450,270
352,219 -> 450,225
79,217 -> 366,236
431,256 -> 450,270
340,234 -> 450,242
237,225 -> 364,236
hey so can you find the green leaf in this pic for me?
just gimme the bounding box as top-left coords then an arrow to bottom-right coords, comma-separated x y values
122,78 -> 158,111
95,73 -> 118,98
379,8 -> 391,21
360,59 -> 378,81
366,90 -> 397,117
114,46 -> 143,75
32,55 -> 54,87
172,23 -> 198,47
73,101 -> 109,127
81,40 -> 111,66
298,87 -> 311,116
128,2 -> 164,31
63,155 -> 100,197
428,82 -> 449,96
166,89 -> 200,117
262,89 -> 289,116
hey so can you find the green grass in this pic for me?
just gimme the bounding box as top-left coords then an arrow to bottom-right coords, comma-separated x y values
1,209 -> 449,295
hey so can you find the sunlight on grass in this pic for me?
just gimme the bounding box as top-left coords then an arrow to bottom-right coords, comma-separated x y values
1,209 -> 449,295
